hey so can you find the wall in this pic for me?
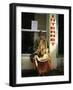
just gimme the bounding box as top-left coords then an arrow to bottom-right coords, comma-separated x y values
35,14 -> 46,30
21,54 -> 34,70
0,0 -> 72,90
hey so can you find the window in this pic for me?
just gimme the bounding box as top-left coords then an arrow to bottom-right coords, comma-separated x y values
21,13 -> 47,54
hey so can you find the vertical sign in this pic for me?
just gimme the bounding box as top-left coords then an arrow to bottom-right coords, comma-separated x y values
50,15 -> 55,46
49,14 -> 58,69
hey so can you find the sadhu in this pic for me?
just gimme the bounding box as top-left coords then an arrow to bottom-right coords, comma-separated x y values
30,31 -> 52,76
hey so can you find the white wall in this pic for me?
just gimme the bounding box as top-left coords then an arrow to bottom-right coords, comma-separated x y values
21,54 -> 34,69
0,0 -> 73,90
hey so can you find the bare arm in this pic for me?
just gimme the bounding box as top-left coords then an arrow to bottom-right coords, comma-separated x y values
35,54 -> 48,62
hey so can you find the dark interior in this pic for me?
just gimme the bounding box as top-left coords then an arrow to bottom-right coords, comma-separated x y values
21,31 -> 34,53
21,13 -> 34,53
22,12 -> 34,29
58,15 -> 64,56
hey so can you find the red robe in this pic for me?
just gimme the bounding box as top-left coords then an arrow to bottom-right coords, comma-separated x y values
32,59 -> 51,76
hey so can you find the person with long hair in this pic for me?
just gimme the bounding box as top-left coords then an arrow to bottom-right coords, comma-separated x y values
30,31 -> 52,76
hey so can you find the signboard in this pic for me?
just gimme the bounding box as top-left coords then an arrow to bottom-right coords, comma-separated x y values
49,14 -> 58,69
